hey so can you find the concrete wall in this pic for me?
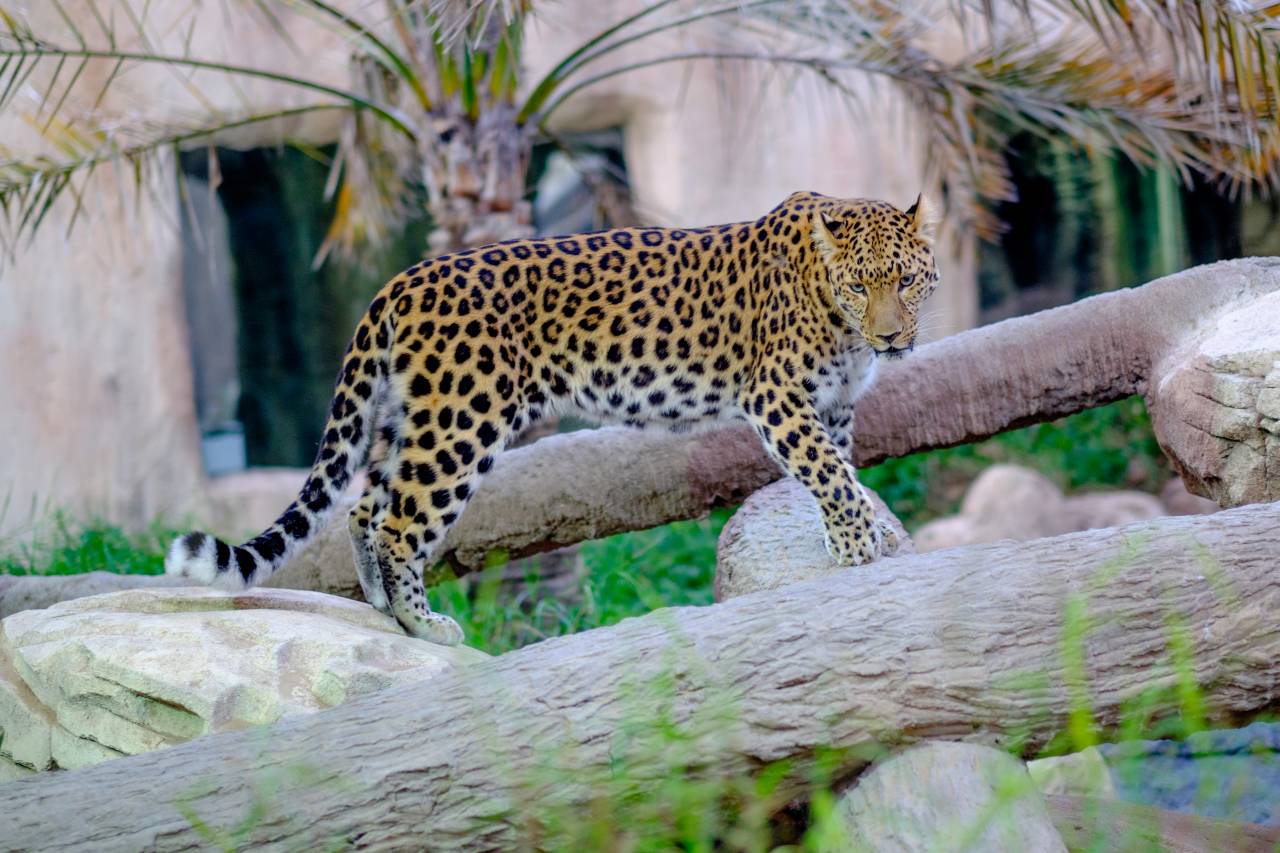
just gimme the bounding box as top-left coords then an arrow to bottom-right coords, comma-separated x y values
0,1 -> 977,536
0,160 -> 205,533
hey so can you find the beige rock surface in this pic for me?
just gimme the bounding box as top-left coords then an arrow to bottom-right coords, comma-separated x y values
1027,747 -> 1116,799
0,756 -> 34,782
1149,288 -> 1280,507
1158,477 -> 1221,516
713,477 -> 912,601
913,465 -> 1166,553
0,587 -> 486,773
838,742 -> 1067,852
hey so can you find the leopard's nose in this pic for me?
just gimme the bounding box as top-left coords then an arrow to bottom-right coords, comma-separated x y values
870,318 -> 903,340
888,330 -> 909,345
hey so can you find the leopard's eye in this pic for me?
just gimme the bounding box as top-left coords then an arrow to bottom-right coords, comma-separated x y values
899,273 -> 916,289
850,282 -> 866,294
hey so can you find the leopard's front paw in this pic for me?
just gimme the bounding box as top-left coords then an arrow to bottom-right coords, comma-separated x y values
823,523 -> 880,567
823,514 -> 899,566
873,517 -> 902,557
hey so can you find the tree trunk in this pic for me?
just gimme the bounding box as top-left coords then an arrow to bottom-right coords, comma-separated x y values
420,102 -> 534,253
2,502 -> 1277,851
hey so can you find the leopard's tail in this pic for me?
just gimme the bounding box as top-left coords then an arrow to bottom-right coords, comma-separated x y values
165,308 -> 387,590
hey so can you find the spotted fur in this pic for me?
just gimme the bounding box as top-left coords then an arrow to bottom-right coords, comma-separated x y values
166,190 -> 941,645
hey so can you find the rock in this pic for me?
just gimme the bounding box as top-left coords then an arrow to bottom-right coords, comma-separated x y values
914,464 -> 1165,553
1027,747 -> 1116,798
914,465 -> 1065,551
0,756 -> 34,782
837,742 -> 1067,852
0,587 -> 487,773
0,573 -> 188,622
1060,491 -> 1166,531
713,478 -> 911,601
1147,288 -> 1280,507
961,464 -> 1067,539
1098,722 -> 1280,827
1159,477 -> 1220,516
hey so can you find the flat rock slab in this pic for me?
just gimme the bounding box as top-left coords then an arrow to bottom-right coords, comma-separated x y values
838,742 -> 1066,851
0,587 -> 487,773
714,478 -> 912,601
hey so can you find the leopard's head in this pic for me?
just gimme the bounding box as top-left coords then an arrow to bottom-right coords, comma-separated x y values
809,194 -> 941,357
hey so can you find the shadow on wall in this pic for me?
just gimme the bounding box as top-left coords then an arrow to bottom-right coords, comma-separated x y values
978,133 -> 1280,324
178,134 -> 632,471
178,147 -> 430,470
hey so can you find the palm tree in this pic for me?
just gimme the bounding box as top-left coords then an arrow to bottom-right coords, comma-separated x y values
1,0 -> 1277,261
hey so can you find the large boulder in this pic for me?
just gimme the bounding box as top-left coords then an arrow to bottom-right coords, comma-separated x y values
714,478 -> 911,601
913,464 -> 1168,553
1149,288 -> 1280,507
0,588 -> 486,773
837,742 -> 1067,851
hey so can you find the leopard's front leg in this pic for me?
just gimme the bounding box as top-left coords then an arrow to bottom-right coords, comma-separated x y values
741,378 -> 895,566
816,345 -> 877,463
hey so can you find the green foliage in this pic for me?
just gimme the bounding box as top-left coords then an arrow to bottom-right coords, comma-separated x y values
436,508 -> 733,655
0,514 -> 172,577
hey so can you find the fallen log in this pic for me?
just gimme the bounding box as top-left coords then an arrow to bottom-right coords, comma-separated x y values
1,502 -> 1277,851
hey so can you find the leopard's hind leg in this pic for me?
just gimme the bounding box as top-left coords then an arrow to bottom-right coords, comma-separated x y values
347,403 -> 394,614
349,480 -> 391,615
371,378 -> 520,645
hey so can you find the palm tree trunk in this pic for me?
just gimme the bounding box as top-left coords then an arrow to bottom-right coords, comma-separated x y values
420,102 -> 534,252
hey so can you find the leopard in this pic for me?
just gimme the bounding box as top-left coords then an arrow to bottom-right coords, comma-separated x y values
166,190 -> 941,645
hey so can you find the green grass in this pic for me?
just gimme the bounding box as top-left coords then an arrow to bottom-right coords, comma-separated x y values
436,507 -> 733,655
0,514 -> 172,577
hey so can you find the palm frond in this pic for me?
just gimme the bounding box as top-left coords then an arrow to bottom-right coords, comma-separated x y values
0,40 -> 417,136
285,0 -> 433,110
0,2 -> 426,259
515,0 -> 1277,236
0,104 -> 353,257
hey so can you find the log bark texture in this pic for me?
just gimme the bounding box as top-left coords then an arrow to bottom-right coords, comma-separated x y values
1,502 -> 1278,851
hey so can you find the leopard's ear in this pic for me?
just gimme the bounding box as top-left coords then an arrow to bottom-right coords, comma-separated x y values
811,208 -> 843,255
906,194 -> 940,244
784,189 -> 825,207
